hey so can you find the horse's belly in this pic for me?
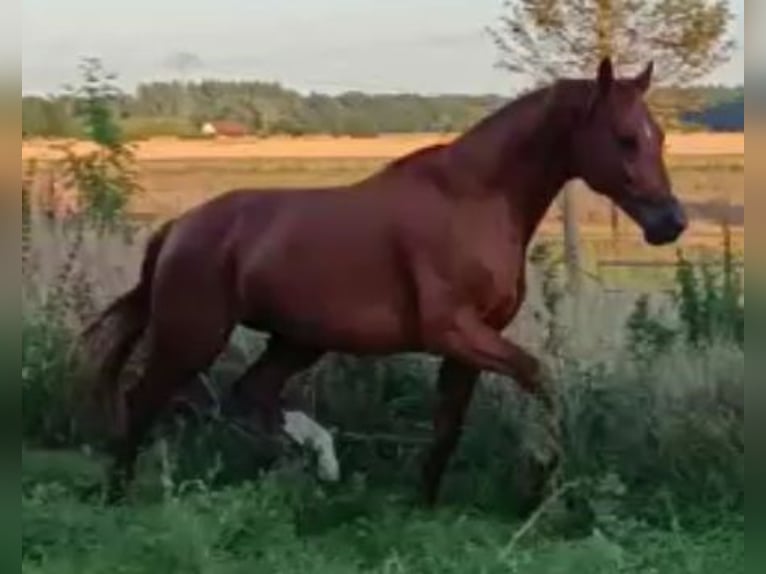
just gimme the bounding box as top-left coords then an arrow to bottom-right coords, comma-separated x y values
250,302 -> 414,354
241,270 -> 417,353
236,208 -> 417,352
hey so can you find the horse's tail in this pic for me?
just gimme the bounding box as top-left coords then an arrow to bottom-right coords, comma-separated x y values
78,220 -> 174,424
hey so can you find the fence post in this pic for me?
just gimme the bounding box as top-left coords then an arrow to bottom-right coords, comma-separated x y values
561,182 -> 582,296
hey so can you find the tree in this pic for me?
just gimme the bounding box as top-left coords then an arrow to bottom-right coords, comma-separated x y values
488,0 -> 736,290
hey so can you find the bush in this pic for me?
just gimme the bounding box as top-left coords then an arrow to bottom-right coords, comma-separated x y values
22,307 -> 80,447
22,58 -> 141,447
674,235 -> 743,348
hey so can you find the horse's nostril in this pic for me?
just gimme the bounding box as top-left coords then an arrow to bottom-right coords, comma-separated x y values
674,209 -> 688,230
664,199 -> 688,230
668,212 -> 685,230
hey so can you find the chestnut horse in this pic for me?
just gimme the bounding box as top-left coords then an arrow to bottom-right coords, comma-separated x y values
84,58 -> 687,506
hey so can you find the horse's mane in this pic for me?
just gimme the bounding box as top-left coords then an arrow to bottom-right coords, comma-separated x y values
379,79 -> 594,179
465,80 -> 591,138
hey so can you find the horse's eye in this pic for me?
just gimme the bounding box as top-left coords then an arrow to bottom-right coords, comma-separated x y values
618,135 -> 639,152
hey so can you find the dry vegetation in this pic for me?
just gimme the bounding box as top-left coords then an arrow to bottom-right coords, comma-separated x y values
21,131 -> 744,161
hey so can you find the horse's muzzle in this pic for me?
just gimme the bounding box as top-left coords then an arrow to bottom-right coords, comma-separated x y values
618,195 -> 688,246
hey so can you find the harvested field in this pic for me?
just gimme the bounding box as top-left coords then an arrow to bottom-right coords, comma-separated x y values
21,132 -> 744,261
21,132 -> 744,162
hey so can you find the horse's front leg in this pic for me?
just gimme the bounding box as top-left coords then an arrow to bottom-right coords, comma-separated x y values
422,359 -> 480,507
441,311 -> 554,410
435,311 -> 562,513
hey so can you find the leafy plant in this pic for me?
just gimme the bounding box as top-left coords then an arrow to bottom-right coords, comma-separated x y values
22,58 -> 143,448
22,308 -> 80,447
529,241 -> 566,357
625,295 -> 677,364
673,226 -> 743,347
56,58 -> 142,231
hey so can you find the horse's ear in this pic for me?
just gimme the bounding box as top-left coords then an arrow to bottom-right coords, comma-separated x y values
597,56 -> 614,95
584,56 -> 614,120
635,61 -> 654,94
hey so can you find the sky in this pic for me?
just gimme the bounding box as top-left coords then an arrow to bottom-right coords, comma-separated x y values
21,0 -> 745,96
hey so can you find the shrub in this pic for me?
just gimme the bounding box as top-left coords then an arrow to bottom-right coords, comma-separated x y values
673,225 -> 743,348
22,58 -> 141,447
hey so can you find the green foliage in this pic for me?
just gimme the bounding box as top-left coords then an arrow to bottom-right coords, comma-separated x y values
22,305 -> 81,448
528,242 -> 566,356
673,233 -> 743,348
70,58 -> 125,149
625,295 -> 677,364
21,59 -> 144,447
21,213 -> 92,448
681,90 -> 744,131
623,226 -> 743,363
22,96 -> 78,138
56,58 -> 141,230
24,81 -> 508,139
22,77 -> 744,139
21,463 -> 744,574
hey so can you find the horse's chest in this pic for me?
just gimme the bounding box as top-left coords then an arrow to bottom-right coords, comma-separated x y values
449,205 -> 526,327
466,256 -> 524,328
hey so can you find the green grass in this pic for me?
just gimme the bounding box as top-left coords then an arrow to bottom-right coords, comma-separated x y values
21,317 -> 745,572
22,451 -> 743,574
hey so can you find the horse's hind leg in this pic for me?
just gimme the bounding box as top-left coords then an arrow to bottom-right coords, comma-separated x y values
224,337 -> 322,428
106,324 -> 232,503
222,338 -> 337,480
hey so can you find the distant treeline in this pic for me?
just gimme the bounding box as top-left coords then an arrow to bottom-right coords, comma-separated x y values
22,80 -> 744,140
682,87 -> 744,132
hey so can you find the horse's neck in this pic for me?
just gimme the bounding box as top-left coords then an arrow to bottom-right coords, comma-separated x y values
447,82 -> 585,242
